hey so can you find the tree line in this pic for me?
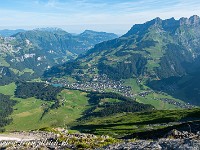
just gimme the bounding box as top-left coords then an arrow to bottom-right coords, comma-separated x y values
15,81 -> 63,119
0,94 -> 17,132
81,92 -> 154,120
15,81 -> 63,101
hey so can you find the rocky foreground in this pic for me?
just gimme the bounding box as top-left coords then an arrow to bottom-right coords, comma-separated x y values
0,129 -> 200,149
104,129 -> 200,150
104,139 -> 200,150
0,129 -> 114,149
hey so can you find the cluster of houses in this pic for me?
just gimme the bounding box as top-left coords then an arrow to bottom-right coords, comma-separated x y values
159,98 -> 195,109
0,37 -> 15,53
138,90 -> 195,109
51,74 -> 135,98
50,74 -> 196,108
138,90 -> 154,97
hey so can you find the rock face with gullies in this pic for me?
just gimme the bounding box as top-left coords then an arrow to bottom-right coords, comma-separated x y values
179,15 -> 200,26
188,15 -> 200,25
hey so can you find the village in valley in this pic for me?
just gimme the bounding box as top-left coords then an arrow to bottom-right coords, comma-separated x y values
47,74 -> 195,109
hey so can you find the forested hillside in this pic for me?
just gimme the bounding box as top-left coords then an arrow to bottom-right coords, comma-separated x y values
0,94 -> 17,132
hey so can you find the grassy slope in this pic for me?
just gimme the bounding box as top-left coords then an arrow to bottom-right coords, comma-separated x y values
0,83 -> 90,131
123,78 -> 184,110
0,82 -> 16,95
0,56 -> 10,67
136,93 -> 179,110
42,89 -> 90,127
5,89 -> 90,131
123,78 -> 141,93
0,82 -> 195,133
136,97 -> 177,110
73,108 -> 200,137
10,68 -> 34,76
6,97 -> 49,131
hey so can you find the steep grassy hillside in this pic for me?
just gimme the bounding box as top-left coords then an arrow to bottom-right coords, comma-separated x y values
6,89 -> 90,131
72,108 -> 200,138
0,82 -> 153,132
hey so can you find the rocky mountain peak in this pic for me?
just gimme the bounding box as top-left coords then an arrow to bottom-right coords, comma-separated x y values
80,30 -> 99,36
162,17 -> 179,30
144,17 -> 163,27
80,30 -> 117,37
179,15 -> 200,26
124,15 -> 200,37
82,30 -> 96,34
33,27 -> 65,32
179,17 -> 190,25
152,17 -> 162,24
189,15 -> 200,25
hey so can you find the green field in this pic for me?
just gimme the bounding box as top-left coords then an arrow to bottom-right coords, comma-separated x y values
9,68 -> 34,76
136,97 -> 177,110
0,57 -> 10,67
0,83 -> 90,131
5,89 -> 90,131
136,92 -> 187,110
6,97 -> 50,131
123,78 -> 141,93
0,82 -> 196,133
0,82 -> 16,95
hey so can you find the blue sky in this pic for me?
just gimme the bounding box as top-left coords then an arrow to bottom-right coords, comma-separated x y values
0,0 -> 200,34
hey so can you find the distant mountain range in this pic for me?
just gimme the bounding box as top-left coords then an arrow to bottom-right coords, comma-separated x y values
0,29 -> 26,37
44,15 -> 200,105
13,28 -> 118,55
0,28 -> 118,85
